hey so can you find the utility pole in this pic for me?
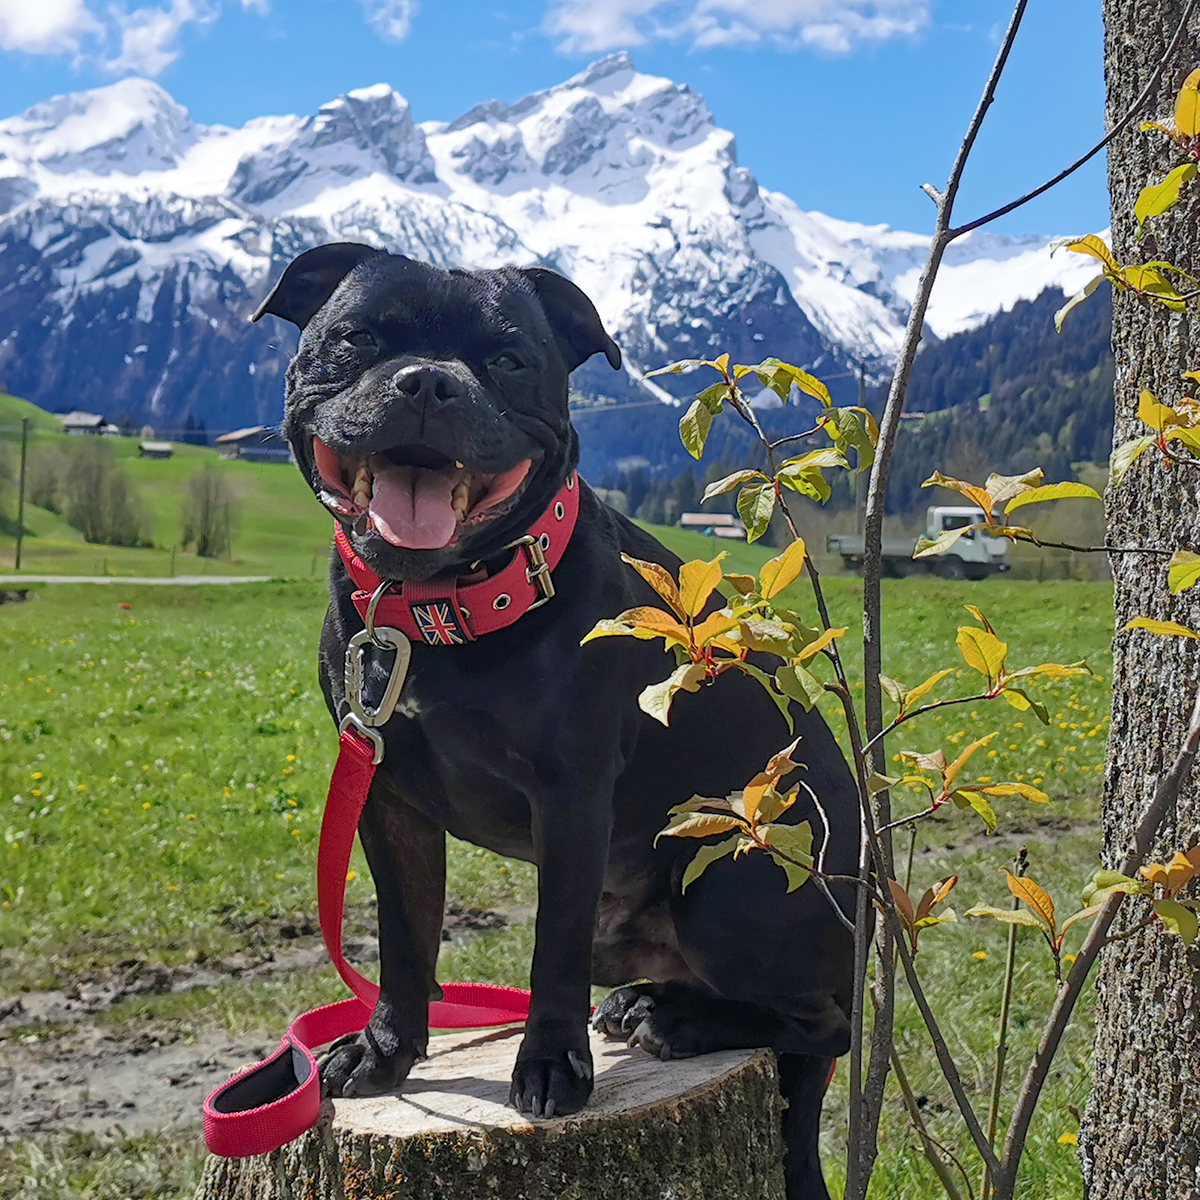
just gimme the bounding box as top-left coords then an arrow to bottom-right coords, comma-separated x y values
14,417 -> 28,570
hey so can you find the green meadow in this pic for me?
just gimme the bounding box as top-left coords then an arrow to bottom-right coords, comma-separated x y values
0,555 -> 1115,1199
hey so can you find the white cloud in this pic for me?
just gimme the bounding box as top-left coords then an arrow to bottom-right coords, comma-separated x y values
545,0 -> 928,54
356,0 -> 417,41
0,0 -> 100,54
104,1 -> 218,76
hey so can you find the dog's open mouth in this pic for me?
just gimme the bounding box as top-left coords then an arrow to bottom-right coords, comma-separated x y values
310,437 -> 533,550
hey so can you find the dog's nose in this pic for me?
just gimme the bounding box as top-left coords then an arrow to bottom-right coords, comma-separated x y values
392,365 -> 464,407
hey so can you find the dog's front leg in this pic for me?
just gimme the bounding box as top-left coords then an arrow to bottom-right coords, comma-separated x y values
510,786 -> 610,1118
320,783 -> 446,1098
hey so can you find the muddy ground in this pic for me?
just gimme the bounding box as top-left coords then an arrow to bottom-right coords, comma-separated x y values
0,903 -> 514,1141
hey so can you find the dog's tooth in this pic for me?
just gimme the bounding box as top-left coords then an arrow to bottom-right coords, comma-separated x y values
351,462 -> 372,508
455,460 -> 465,470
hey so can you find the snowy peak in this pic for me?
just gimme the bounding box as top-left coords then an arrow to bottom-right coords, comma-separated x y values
0,78 -> 197,176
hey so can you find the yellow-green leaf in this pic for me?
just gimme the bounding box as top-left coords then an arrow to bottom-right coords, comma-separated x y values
1153,897 -> 1198,945
945,732 -> 997,788
957,625 -> 1007,683
984,468 -> 1044,506
759,538 -> 808,599
1121,264 -> 1183,306
965,904 -> 1046,929
581,606 -> 691,649
680,835 -> 742,892
1006,661 -> 1091,682
1135,163 -> 1199,227
902,668 -> 954,713
638,662 -> 707,726
775,663 -> 825,711
761,821 -> 814,892
621,554 -> 686,618
794,626 -> 847,664
1005,870 -> 1056,933
702,469 -> 766,502
737,481 -> 776,543
692,610 -> 740,647
901,748 -> 948,774
1168,550 -> 1200,594
724,572 -> 758,596
866,771 -> 898,796
1002,687 -> 1050,724
1060,234 -> 1118,273
655,810 -> 743,843
1124,616 -> 1200,640
976,782 -> 1050,804
679,556 -> 726,618
1137,388 -> 1185,431
1055,274 -> 1106,332
950,789 -> 998,834
921,471 -> 993,520
1003,482 -> 1102,514
1082,869 -> 1151,907
1110,435 -> 1156,486
680,397 -> 714,460
914,526 -> 970,559
1175,67 -> 1200,136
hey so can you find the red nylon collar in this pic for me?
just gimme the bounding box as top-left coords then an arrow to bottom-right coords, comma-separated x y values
333,472 -> 580,645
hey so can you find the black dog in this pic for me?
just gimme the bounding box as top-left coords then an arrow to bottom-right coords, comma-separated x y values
254,243 -> 859,1199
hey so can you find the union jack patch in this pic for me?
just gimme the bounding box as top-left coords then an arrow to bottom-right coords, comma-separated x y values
412,600 -> 465,645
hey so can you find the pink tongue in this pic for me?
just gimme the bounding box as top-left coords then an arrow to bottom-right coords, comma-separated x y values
368,462 -> 459,549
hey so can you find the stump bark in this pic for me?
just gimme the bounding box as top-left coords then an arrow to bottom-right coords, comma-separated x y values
196,1026 -> 787,1200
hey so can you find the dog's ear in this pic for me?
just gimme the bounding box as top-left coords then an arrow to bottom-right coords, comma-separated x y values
521,268 -> 621,373
253,243 -> 385,329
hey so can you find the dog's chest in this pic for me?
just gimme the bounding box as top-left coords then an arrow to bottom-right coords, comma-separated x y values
375,674 -> 545,860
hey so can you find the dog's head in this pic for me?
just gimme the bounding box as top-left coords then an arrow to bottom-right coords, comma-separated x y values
255,243 -> 620,581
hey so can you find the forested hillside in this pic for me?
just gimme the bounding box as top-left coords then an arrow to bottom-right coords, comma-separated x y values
882,286 -> 1114,510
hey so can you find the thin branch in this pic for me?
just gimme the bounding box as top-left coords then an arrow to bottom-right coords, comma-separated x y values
801,779 -> 857,935
768,425 -> 824,451
877,805 -> 940,837
1020,536 -> 1176,556
889,903 -> 1003,1177
861,692 -> 995,758
949,0 -> 1200,237
991,681 -> 1200,1199
889,1031 -> 967,1200
1100,912 -> 1157,943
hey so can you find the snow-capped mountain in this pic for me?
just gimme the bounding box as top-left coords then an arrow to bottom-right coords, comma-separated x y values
0,55 -> 1098,461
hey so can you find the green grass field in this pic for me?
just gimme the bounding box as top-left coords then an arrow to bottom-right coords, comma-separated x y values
0,560 -> 1115,1199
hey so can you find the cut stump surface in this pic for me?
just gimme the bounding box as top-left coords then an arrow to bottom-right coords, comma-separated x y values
198,1026 -> 787,1199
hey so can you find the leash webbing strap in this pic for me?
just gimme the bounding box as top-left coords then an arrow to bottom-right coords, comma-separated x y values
202,726 -> 531,1159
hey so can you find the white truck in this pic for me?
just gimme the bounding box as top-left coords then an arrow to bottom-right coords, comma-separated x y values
826,506 -> 1010,580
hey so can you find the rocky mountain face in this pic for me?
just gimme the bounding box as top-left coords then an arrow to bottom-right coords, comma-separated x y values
0,55 -> 1099,478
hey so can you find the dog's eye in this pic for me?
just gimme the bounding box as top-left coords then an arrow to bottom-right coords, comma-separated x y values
344,330 -> 376,349
492,351 -> 525,372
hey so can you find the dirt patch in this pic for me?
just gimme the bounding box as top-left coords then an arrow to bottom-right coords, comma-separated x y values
0,902 -> 522,1139
0,1025 -> 273,1138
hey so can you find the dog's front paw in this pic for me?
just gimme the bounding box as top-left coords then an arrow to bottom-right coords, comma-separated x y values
319,1030 -> 419,1098
592,984 -> 656,1038
509,1046 -> 593,1118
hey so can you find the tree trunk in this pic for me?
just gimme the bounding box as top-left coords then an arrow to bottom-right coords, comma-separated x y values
196,1027 -> 788,1200
1083,2 -> 1200,1195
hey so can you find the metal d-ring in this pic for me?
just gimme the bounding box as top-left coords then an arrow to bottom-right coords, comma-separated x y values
364,579 -> 398,649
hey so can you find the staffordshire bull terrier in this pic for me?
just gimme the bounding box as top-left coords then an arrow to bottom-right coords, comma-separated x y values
254,243 -> 859,1200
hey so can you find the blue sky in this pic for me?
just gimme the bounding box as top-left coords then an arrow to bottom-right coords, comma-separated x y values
0,0 -> 1108,235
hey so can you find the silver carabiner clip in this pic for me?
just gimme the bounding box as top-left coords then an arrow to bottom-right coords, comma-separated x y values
340,624 -> 411,765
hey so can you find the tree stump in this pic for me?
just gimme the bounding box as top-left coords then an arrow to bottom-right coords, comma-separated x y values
197,1026 -> 787,1200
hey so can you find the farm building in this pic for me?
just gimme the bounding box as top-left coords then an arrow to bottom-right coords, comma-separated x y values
215,425 -> 292,463
138,441 -> 174,459
678,512 -> 747,540
60,411 -> 105,435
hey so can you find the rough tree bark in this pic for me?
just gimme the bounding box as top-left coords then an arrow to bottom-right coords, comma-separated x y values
1082,2 -> 1200,1194
197,1028 -> 788,1200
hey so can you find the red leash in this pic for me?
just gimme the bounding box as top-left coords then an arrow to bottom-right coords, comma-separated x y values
203,726 -> 531,1158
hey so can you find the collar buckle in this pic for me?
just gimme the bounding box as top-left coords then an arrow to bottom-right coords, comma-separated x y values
506,534 -> 555,610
